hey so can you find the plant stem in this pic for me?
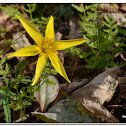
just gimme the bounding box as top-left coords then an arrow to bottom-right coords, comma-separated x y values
3,74 -> 9,88
82,4 -> 86,21
38,78 -> 43,112
20,107 -> 23,121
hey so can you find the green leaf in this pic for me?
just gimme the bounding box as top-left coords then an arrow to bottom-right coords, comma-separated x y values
0,71 -> 4,75
89,42 -> 97,48
3,88 -> 18,99
32,99 -> 99,123
0,99 -> 3,105
26,102 -> 32,106
16,60 -> 27,73
0,88 -> 4,94
85,4 -> 93,11
0,5 -> 26,20
90,7 -> 97,12
2,39 -> 12,47
103,29 -> 111,33
32,112 -> 58,123
87,12 -> 97,21
14,104 -> 22,111
0,56 -> 6,64
34,75 -> 59,112
2,92 -> 11,122
0,50 -> 3,55
103,21 -> 111,28
71,4 -> 84,12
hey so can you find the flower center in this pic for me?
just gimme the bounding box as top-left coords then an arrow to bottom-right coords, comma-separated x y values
40,37 -> 58,54
42,45 -> 52,52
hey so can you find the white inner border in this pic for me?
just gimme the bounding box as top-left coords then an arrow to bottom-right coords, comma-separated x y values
0,0 -> 126,3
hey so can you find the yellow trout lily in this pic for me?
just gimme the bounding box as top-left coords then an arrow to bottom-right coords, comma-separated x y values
8,15 -> 87,86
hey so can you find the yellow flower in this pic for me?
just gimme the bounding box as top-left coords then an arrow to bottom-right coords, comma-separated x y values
8,15 -> 87,86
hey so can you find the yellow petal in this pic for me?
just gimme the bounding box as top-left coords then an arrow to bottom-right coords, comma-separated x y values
16,15 -> 43,46
47,51 -> 71,83
8,45 -> 41,58
51,38 -> 87,50
32,53 -> 47,86
45,16 -> 55,44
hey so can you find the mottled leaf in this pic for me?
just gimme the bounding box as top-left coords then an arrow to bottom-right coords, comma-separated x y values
34,75 -> 59,112
32,99 -> 99,123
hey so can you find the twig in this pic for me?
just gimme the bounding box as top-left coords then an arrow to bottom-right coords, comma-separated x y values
67,45 -> 88,87
18,4 -> 30,20
14,114 -> 30,123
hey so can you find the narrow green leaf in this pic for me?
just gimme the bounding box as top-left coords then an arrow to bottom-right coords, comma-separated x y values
2,92 -> 11,122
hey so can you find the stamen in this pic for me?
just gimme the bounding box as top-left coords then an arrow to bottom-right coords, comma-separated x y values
48,46 -> 52,49
54,50 -> 58,54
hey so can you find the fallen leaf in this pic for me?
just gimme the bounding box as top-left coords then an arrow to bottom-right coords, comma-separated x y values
71,66 -> 121,122
9,32 -> 32,61
32,99 -> 99,123
55,32 -> 62,41
120,4 -> 126,12
12,32 -> 31,51
100,4 -> 120,13
68,18 -> 82,39
0,11 -> 9,26
59,78 -> 89,93
27,60 -> 37,71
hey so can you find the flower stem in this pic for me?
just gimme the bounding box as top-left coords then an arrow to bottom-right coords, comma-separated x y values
38,78 -> 43,112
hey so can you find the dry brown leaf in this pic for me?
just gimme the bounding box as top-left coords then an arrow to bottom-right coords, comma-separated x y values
9,32 -> 32,61
59,78 -> 89,93
27,60 -> 37,71
71,66 -> 121,122
12,32 -> 31,51
0,11 -> 9,26
100,4 -> 120,13
68,18 -> 82,39
55,32 -> 62,41
120,4 -> 126,12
